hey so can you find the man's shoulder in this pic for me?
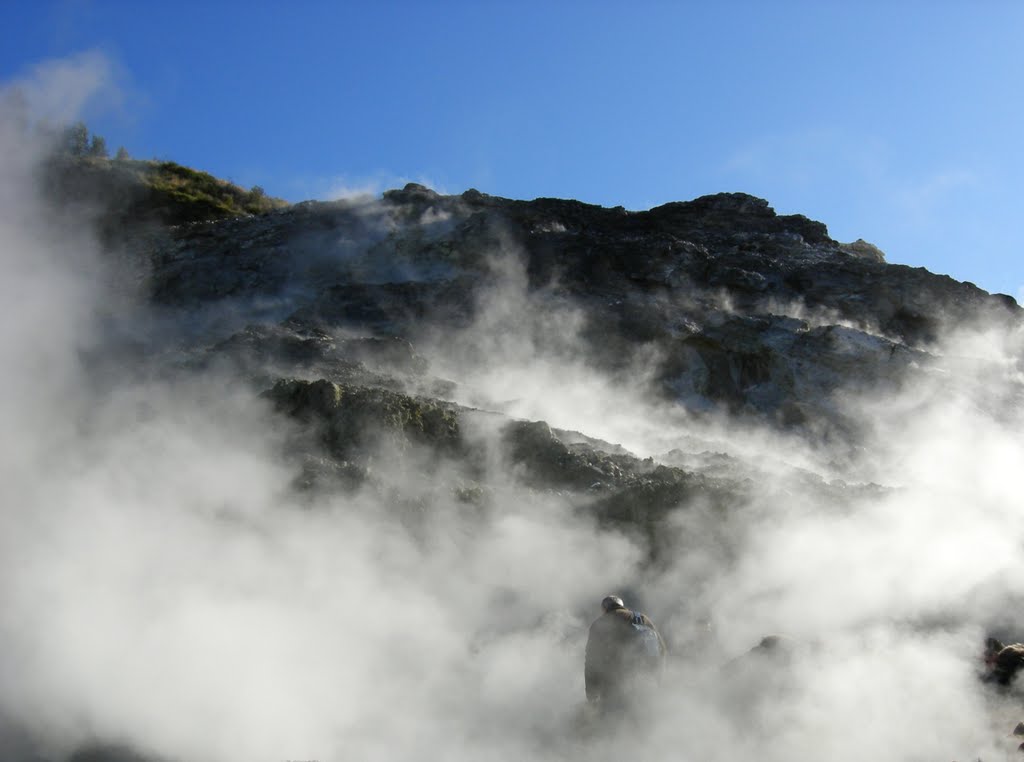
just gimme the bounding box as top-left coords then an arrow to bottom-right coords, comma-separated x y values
634,612 -> 659,628
590,609 -> 632,631
592,608 -> 652,628
605,608 -> 641,624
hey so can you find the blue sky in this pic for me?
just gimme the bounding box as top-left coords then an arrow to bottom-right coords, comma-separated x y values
4,1 -> 1024,298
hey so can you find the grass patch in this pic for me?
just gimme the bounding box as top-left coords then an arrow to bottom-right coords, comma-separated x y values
42,155 -> 289,231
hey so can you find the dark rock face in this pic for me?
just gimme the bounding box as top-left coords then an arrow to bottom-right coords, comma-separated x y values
262,378 -> 463,463
110,184 -> 1020,527
140,185 -> 1018,440
108,183 -> 1024,566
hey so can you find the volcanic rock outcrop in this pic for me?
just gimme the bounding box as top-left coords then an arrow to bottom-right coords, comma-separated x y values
31,162 -> 1024,762
90,182 -> 1016,555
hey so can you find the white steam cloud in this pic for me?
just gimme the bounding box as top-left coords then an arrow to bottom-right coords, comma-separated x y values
1,54 -> 1022,762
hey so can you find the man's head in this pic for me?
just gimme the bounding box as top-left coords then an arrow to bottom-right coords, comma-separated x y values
601,595 -> 625,612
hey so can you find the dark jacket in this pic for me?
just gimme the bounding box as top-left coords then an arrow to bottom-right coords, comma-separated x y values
585,606 -> 666,704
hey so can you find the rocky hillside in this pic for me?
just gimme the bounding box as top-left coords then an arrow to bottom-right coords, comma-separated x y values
40,153 -> 288,237
132,182 -> 1020,485
10,164 -> 1024,762
95,178 -> 1020,571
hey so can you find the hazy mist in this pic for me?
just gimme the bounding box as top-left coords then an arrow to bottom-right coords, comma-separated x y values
1,55 -> 1022,762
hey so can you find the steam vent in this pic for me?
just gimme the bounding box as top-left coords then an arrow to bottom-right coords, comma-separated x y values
7,159 -> 1024,762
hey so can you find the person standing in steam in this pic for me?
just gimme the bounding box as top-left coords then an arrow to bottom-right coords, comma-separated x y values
983,637 -> 1024,686
584,595 -> 666,713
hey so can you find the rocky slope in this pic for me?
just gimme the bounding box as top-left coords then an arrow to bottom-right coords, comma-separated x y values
40,154 -> 288,239
19,174 -> 1024,762
122,183 -> 1021,512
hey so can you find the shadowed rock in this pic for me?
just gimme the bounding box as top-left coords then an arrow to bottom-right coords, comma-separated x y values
130,185 -> 1020,440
